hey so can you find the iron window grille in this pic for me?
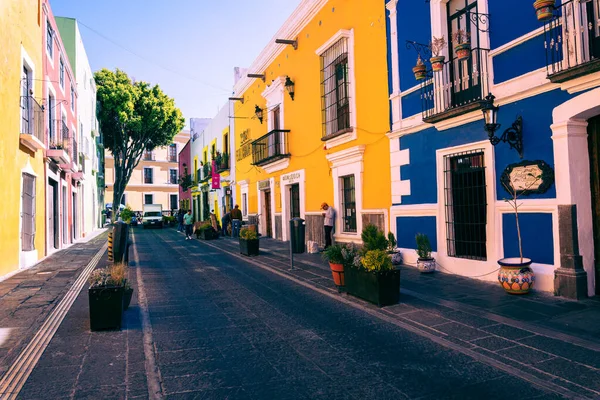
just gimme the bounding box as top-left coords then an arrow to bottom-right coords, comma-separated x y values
341,175 -> 357,233
169,169 -> 177,184
320,37 -> 351,140
70,86 -> 75,111
144,150 -> 155,161
59,57 -> 65,88
168,144 -> 177,162
47,95 -> 54,143
21,173 -> 36,251
144,194 -> 153,205
170,194 -> 178,210
144,168 -> 153,184
242,193 -> 248,217
46,21 -> 53,57
443,149 -> 487,260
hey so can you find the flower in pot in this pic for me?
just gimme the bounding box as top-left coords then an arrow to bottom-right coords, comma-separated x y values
195,221 -> 216,240
498,173 -> 541,294
415,233 -> 435,273
429,36 -> 447,72
239,227 -> 259,256
533,0 -> 555,21
412,55 -> 427,81
452,29 -> 471,61
322,244 -> 346,287
387,232 -> 403,265
343,249 -> 400,307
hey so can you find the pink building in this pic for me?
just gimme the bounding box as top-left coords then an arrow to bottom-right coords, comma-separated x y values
42,0 -> 81,252
178,139 -> 191,210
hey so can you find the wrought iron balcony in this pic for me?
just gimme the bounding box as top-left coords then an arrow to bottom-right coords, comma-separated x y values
143,151 -> 155,161
20,96 -> 45,151
168,155 -> 177,162
251,129 -> 290,167
215,153 -> 230,173
47,119 -> 71,164
419,47 -> 490,124
544,0 -> 600,83
201,163 -> 211,182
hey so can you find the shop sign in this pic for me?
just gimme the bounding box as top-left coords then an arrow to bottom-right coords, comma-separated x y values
211,160 -> 221,189
258,179 -> 271,190
282,172 -> 302,185
501,160 -> 554,195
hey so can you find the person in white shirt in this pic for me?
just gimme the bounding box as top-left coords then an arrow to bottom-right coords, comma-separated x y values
321,202 -> 335,249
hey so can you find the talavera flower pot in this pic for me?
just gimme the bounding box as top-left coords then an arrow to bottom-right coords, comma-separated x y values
497,257 -> 535,294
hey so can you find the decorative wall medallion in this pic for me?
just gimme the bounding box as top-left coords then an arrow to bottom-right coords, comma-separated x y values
500,160 -> 554,196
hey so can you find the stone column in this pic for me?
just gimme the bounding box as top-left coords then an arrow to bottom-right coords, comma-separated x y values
554,205 -> 588,299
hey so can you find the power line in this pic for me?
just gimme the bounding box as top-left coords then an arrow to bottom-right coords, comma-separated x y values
77,21 -> 232,94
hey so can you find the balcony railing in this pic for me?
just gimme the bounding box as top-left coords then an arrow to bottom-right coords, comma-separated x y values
420,47 -> 490,124
215,153 -> 230,172
143,152 -> 155,161
49,119 -> 70,152
544,0 -> 600,82
20,96 -> 44,144
196,168 -> 201,184
251,129 -> 290,167
201,163 -> 212,182
168,154 -> 177,162
71,136 -> 78,163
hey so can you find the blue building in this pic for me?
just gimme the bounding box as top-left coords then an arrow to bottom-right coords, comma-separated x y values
386,0 -> 600,298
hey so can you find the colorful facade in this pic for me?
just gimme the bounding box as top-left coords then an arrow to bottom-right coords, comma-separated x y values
189,107 -> 235,223
0,0 -> 46,276
232,0 -> 390,244
178,139 -> 191,211
387,0 -> 600,297
105,130 -> 190,213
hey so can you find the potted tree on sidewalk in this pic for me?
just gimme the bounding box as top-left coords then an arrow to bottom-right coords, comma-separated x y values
88,263 -> 127,331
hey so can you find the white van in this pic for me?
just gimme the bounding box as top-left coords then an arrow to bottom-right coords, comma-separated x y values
142,204 -> 163,229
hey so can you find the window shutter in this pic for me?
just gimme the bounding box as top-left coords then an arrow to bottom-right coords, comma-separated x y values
21,174 -> 36,251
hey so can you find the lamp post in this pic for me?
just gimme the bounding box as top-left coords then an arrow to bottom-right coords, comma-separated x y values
285,76 -> 295,101
255,105 -> 264,124
481,93 -> 524,159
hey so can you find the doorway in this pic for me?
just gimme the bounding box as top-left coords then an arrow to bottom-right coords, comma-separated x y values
587,115 -> 600,295
264,190 -> 273,237
62,186 -> 68,245
290,184 -> 300,219
49,179 -> 59,249
72,193 -> 77,241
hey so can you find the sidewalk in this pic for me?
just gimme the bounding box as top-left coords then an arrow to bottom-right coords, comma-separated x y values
201,234 -> 600,398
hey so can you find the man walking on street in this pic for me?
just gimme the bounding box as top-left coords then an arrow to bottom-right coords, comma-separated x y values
184,210 -> 194,240
231,204 -> 242,238
177,209 -> 185,232
321,202 -> 334,250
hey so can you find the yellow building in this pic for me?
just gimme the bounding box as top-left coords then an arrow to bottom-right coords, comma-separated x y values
105,130 -> 190,213
0,0 -> 47,277
233,0 -> 390,245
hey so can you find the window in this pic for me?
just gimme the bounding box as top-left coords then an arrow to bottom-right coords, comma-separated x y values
242,193 -> 248,217
170,194 -> 178,210
143,168 -> 153,184
272,106 -> 281,130
223,133 -> 229,154
144,194 -> 154,205
59,57 -> 64,88
169,169 -> 177,184
211,144 -> 216,158
144,150 -> 154,161
48,94 -> 55,143
443,150 -> 487,260
21,173 -> 36,251
341,175 -> 356,233
21,66 -> 32,134
46,20 -> 53,57
70,85 -> 75,111
168,143 -> 177,162
321,38 -> 351,138
290,184 -> 300,219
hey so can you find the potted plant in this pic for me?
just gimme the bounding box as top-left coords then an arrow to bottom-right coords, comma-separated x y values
497,173 -> 541,294
412,55 -> 427,81
88,263 -> 127,331
452,29 -> 471,61
239,227 -> 259,256
416,233 -> 436,273
344,249 -> 400,307
429,36 -> 447,72
387,232 -> 403,265
533,0 -> 555,21
361,224 -> 388,252
322,244 -> 346,287
195,221 -> 217,240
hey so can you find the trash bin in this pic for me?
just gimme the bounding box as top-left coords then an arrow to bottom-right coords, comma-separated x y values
289,218 -> 305,253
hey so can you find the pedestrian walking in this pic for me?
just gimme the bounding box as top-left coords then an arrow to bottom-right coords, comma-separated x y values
183,210 -> 194,240
177,209 -> 185,232
221,211 -> 231,237
321,202 -> 335,250
231,204 -> 242,237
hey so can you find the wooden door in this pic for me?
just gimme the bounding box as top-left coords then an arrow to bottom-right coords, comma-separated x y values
588,115 -> 600,295
264,190 -> 273,237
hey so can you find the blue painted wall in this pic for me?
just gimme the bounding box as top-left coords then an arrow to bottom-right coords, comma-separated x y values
398,89 -> 573,205
493,34 -> 547,83
397,1 -> 430,92
396,216 -> 437,252
400,90 -> 423,119
502,213 -> 554,265
488,0 -> 542,49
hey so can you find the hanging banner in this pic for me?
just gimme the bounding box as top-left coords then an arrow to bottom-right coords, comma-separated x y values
211,159 -> 221,189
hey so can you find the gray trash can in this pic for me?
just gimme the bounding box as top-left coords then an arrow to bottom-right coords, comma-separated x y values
289,218 -> 305,254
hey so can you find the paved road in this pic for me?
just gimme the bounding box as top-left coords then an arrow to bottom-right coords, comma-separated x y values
129,228 -> 567,399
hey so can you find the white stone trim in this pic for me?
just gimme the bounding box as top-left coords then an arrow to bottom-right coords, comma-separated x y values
434,110 -> 483,132
386,0 -> 401,125
560,71 -> 600,94
489,26 -> 546,58
262,76 -> 286,131
20,46 -> 36,97
19,161 -> 39,269
261,158 -> 290,174
280,169 -> 306,241
256,178 -> 276,237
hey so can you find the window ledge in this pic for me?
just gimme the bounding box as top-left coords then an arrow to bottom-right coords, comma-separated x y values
321,127 -> 353,142
322,128 -> 356,150
549,59 -> 600,84
423,102 -> 482,125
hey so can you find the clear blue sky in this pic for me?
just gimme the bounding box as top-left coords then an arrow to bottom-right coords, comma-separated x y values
49,0 -> 302,126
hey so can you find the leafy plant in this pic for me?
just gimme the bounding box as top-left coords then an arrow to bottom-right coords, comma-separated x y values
240,228 -> 258,240
361,250 -> 394,272
178,174 -> 192,191
387,232 -> 397,254
89,263 -> 128,288
120,205 -> 134,223
415,233 -> 432,259
322,244 -> 345,264
452,29 -> 470,45
429,36 -> 447,56
361,224 -> 388,252
341,243 -> 361,268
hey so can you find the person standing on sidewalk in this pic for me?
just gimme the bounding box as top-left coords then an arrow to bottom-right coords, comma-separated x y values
231,204 -> 242,237
221,211 -> 231,237
183,210 -> 194,240
321,202 -> 335,250
177,209 -> 185,232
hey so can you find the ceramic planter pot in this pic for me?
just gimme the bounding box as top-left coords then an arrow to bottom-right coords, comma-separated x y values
417,258 -> 436,273
430,56 -> 445,72
498,257 -> 535,294
533,0 -> 555,21
413,63 -> 427,80
389,252 -> 403,266
329,262 -> 345,286
455,43 -> 471,61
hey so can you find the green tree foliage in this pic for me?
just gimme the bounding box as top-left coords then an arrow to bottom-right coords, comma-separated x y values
94,69 -> 185,209
361,224 -> 388,252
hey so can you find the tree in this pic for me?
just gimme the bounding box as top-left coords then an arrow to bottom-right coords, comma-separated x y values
95,69 -> 185,210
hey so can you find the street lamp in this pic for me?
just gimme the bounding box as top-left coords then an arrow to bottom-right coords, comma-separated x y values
255,105 -> 264,124
481,93 -> 524,159
285,76 -> 295,101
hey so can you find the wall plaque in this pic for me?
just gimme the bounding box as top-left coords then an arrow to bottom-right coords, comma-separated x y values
282,172 -> 302,185
258,179 -> 271,190
500,160 -> 554,196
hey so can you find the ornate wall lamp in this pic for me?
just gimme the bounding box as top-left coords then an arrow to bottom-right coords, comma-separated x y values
255,105 -> 264,124
481,93 -> 524,159
285,77 -> 295,101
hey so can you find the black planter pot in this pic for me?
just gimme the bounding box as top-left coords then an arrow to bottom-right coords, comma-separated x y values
197,229 -> 217,240
240,238 -> 259,256
89,285 -> 124,331
345,267 -> 400,307
123,287 -> 134,310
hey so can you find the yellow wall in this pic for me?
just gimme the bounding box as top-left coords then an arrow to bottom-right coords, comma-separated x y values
0,0 -> 46,276
233,0 -> 390,240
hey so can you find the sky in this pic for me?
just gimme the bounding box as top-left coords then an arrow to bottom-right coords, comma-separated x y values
48,0 -> 303,127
